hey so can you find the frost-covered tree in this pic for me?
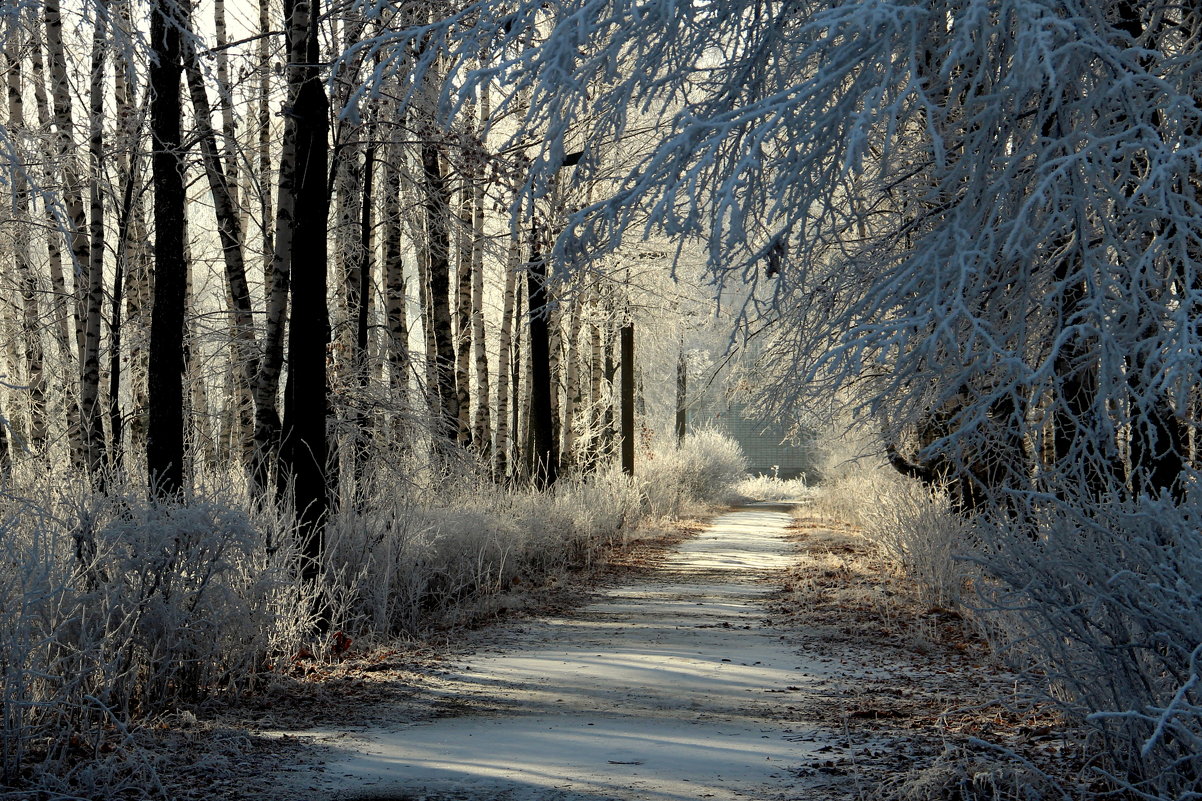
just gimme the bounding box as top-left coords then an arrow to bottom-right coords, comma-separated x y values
358,0 -> 1202,511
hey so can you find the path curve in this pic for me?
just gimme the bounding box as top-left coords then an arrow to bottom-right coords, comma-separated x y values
301,503 -> 829,801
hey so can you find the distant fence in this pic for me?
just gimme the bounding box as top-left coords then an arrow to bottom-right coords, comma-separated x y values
689,402 -> 815,480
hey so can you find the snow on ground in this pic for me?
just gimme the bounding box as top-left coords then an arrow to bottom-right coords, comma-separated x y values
283,503 -> 836,801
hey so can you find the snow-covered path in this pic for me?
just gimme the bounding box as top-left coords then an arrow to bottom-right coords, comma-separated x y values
301,504 -> 829,801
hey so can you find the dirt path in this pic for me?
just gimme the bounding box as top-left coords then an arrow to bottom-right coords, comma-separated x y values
288,503 -> 838,801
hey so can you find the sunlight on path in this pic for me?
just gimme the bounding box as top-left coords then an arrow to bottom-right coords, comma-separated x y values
295,502 -> 830,801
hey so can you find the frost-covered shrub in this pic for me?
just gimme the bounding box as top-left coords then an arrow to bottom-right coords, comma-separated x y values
860,475 -> 971,608
807,452 -> 1202,797
0,475 -> 299,795
972,499 -> 1202,799
641,430 -> 747,517
807,464 -> 970,606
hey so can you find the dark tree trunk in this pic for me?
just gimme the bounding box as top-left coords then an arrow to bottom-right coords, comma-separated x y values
455,179 -> 473,446
510,273 -> 524,480
278,0 -> 330,585
620,323 -> 634,476
423,142 -> 458,443
675,345 -> 687,446
147,0 -> 189,498
82,5 -> 108,478
350,133 -> 376,481
527,226 -> 557,487
603,331 -> 616,459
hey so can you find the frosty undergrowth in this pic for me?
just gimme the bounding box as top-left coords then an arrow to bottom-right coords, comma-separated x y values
813,460 -> 1202,801
0,433 -> 747,799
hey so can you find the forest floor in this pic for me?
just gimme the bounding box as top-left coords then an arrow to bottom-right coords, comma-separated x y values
159,504 -> 1076,801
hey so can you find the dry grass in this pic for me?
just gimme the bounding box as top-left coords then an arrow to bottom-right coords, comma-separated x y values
773,515 -> 1091,801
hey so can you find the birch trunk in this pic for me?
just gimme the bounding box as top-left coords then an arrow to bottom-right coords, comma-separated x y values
184,36 -> 260,468
209,0 -> 255,460
382,139 -> 409,419
108,0 -> 135,469
185,257 -> 217,475
257,0 -> 273,288
44,0 -> 90,362
108,125 -> 140,473
493,232 -> 520,478
6,21 -> 47,456
112,0 -> 151,462
471,80 -> 492,458
251,0 -> 309,494
81,1 -> 109,477
39,0 -> 86,466
213,0 -> 238,212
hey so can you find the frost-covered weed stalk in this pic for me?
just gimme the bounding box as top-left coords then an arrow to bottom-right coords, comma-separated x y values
859,474 -> 970,609
324,434 -> 748,635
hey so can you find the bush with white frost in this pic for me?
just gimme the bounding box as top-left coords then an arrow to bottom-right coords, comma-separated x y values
0,479 -> 302,796
815,458 -> 1202,800
640,430 -> 748,518
971,499 -> 1202,801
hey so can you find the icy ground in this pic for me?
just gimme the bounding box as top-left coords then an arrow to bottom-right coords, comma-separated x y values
286,504 -> 837,801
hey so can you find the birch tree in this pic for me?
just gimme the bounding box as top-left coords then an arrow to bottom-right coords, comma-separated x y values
183,19 -> 260,473
6,18 -> 47,457
41,0 -> 88,468
81,0 -> 109,476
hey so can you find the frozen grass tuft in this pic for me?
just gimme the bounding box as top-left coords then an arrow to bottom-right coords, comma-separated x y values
858,475 -> 971,608
732,473 -> 811,502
